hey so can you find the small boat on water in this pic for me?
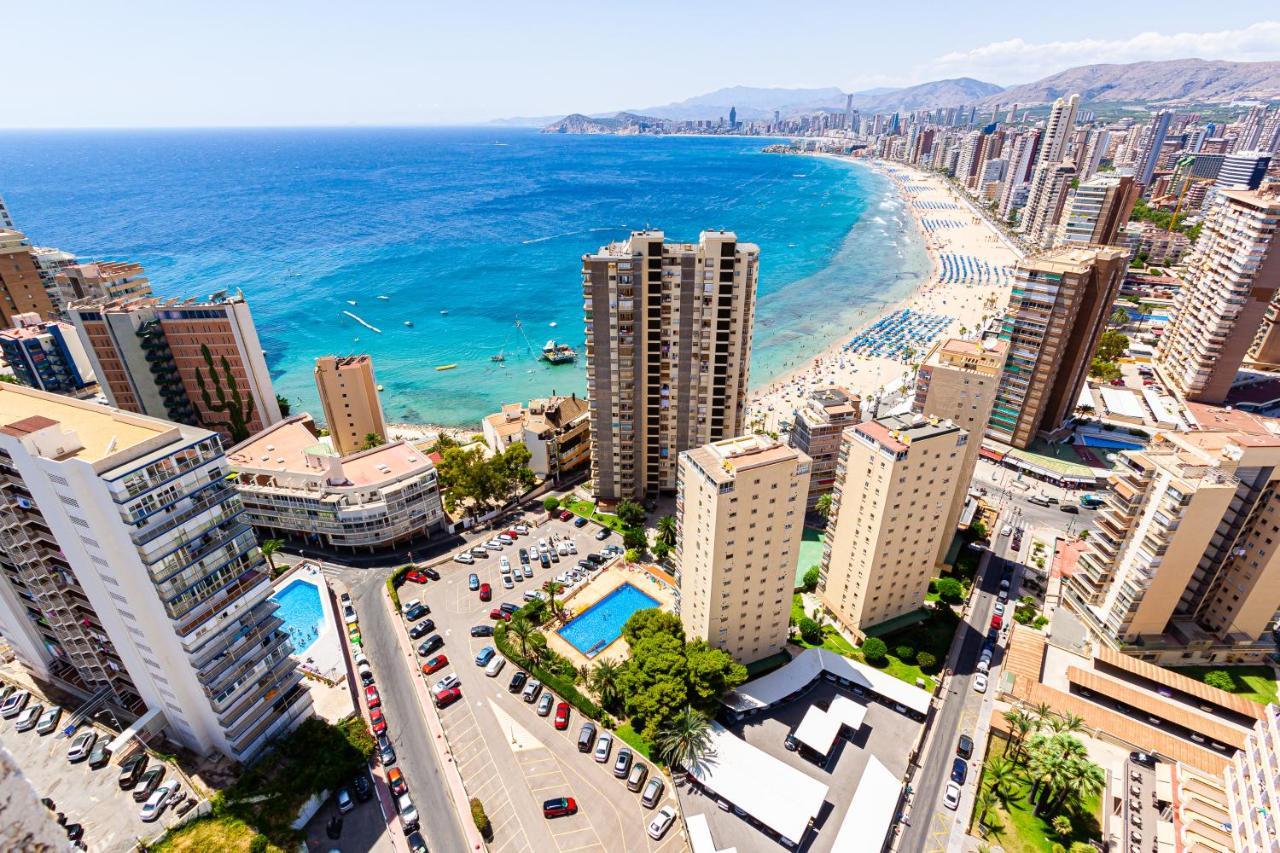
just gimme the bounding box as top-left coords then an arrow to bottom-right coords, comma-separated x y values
347,300 -> 357,306
377,295 -> 390,300
440,309 -> 448,315
436,364 -> 457,371
491,354 -> 505,362
376,384 -> 384,392
404,320 -> 414,327
542,340 -> 577,365
549,321 -> 557,327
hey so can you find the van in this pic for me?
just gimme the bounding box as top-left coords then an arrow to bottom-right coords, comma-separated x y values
485,656 -> 506,678
522,679 -> 543,703
578,722 -> 597,752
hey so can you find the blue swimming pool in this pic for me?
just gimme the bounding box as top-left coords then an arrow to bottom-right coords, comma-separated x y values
272,579 -> 325,655
1076,435 -> 1144,450
558,583 -> 660,657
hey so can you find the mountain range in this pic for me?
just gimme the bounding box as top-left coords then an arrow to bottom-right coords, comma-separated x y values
513,58 -> 1280,129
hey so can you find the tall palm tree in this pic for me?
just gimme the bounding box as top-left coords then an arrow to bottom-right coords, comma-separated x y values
1050,759 -> 1105,816
544,581 -> 565,624
653,706 -> 714,773
985,758 -> 1019,807
1050,713 -> 1087,735
974,787 -> 997,830
815,493 -> 834,520
508,616 -> 535,658
656,515 -> 677,547
1003,709 -> 1036,758
1031,702 -> 1055,728
589,659 -> 624,712
260,538 -> 284,574
527,631 -> 549,665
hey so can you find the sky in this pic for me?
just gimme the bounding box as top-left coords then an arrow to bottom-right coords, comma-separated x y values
4,2 -> 1278,128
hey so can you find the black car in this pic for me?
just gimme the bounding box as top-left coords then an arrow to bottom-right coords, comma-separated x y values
417,635 -> 444,656
378,733 -> 397,766
352,773 -> 373,802
957,735 -> 974,760
574,516 -> 589,528
409,621 -> 434,639
470,625 -> 494,637
539,553 -> 551,569
586,553 -> 607,565
594,528 -> 610,540
1059,504 -> 1079,514
951,757 -> 968,785
549,549 -> 559,563
577,560 -> 593,571
519,548 -> 530,564
499,602 -> 520,615
406,830 -> 429,853
405,604 -> 429,622
88,741 -> 112,769
118,753 -> 149,789
422,567 -> 441,581
509,671 -> 529,693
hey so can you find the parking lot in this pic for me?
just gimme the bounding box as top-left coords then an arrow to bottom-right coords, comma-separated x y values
0,687 -> 192,852
679,680 -> 919,852
394,512 -> 687,853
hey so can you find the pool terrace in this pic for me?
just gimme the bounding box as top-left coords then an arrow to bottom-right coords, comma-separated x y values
544,561 -> 677,666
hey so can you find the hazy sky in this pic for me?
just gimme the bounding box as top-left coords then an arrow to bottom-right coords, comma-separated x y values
5,2 -> 1278,127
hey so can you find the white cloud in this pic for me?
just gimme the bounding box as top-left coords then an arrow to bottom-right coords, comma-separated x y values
923,20 -> 1280,84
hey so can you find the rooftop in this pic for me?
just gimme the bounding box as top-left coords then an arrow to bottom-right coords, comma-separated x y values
1019,244 -> 1126,276
0,384 -> 171,464
228,415 -> 432,487
854,412 -> 961,453
685,435 -> 803,484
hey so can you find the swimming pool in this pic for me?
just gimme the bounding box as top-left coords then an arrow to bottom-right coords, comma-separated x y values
558,583 -> 660,657
1076,434 -> 1144,450
272,579 -> 325,655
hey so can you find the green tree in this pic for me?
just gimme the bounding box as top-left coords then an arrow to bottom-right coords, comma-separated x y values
508,616 -> 535,657
1050,712 -> 1086,735
616,499 -> 646,528
623,609 -> 685,644
916,651 -> 937,671
652,705 -> 713,772
542,582 -> 564,621
1095,330 -> 1130,362
799,617 -> 823,644
968,519 -> 988,541
936,577 -> 964,604
589,659 -> 624,712
815,493 -> 834,520
1089,357 -> 1122,382
543,496 -> 561,512
861,636 -> 888,664
617,631 -> 689,737
1110,307 -> 1130,327
470,798 -> 492,841
656,515 -> 677,547
1003,709 -> 1038,759
623,527 -> 648,551
275,393 -> 291,416
652,540 -> 672,563
894,645 -> 915,662
194,343 -> 257,443
625,548 -> 641,563
1203,670 -> 1234,691
802,565 -> 821,592
259,538 -> 284,575
1052,815 -> 1073,837
684,640 -> 747,707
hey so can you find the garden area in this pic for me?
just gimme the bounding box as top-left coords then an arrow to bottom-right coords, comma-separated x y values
154,715 -> 374,852
971,707 -> 1104,853
1168,665 -> 1280,706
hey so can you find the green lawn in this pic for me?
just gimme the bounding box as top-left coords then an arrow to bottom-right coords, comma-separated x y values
1168,665 -> 1280,706
789,595 -> 936,690
616,722 -> 655,762
563,498 -> 627,533
972,737 -> 1102,853
155,816 -> 286,853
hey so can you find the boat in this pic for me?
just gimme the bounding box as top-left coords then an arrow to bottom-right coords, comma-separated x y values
404,320 -> 414,327
440,309 -> 448,315
347,300 -> 357,306
376,384 -> 384,391
542,340 -> 577,365
436,364 -> 457,371
490,354 -> 505,362
549,321 -> 557,327
377,295 -> 389,300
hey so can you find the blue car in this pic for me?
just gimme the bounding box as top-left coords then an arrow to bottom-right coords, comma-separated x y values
475,646 -> 496,666
951,757 -> 967,785
468,573 -> 480,591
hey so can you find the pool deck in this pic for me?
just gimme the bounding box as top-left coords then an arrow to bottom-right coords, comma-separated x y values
545,561 -> 676,667
271,565 -> 352,722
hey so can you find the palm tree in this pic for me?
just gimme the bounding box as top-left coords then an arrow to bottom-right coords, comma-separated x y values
815,493 -> 834,520
1049,758 -> 1105,816
260,538 -> 284,575
508,616 -> 535,658
1031,702 -> 1055,728
652,706 -> 714,773
544,581 -> 565,623
974,787 -> 997,830
589,659 -> 624,712
1050,713 -> 1086,735
527,631 -> 549,665
1003,709 -> 1036,758
985,758 -> 1019,807
656,515 -> 677,547
361,432 -> 384,450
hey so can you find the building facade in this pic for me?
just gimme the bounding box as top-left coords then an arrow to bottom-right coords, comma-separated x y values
786,386 -> 861,510
1223,704 -> 1280,853
819,414 -> 965,637
1056,175 -> 1139,247
0,313 -> 96,394
482,395 -> 590,481
1156,190 -> 1280,404
315,354 -> 386,457
676,435 -> 809,663
0,229 -> 56,327
582,230 -> 758,503
68,292 -> 282,444
0,385 -> 311,760
227,415 -> 446,551
989,246 -> 1128,448
1020,162 -> 1077,245
56,261 -> 152,306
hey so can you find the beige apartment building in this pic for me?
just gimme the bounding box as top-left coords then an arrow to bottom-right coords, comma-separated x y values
988,246 -> 1127,448
786,386 -> 861,509
1068,404 -> 1280,664
315,354 -> 387,456
0,229 -> 56,326
820,414 -> 965,638
676,435 -> 809,663
482,394 -> 590,481
1055,174 -> 1139,247
55,261 -> 152,306
582,230 -> 758,503
1156,189 -> 1280,404
913,338 -> 1007,562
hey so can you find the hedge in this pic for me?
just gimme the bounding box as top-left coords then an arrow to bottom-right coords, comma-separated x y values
386,564 -> 412,610
493,624 -> 611,725
470,798 -> 492,841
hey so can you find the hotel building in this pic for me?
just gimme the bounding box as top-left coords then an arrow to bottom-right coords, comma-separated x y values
1068,406 -> 1280,664
227,414 -> 445,552
0,385 -> 311,760
1055,175 -> 1139,247
0,313 -> 97,395
315,354 -> 387,457
988,246 -> 1127,449
820,414 -> 965,637
0,229 -> 56,326
68,292 -> 282,444
56,261 -> 153,306
1020,161 -> 1077,245
1156,190 -> 1280,404
482,394 -> 590,482
913,338 -> 1007,561
582,230 -> 758,503
786,386 -> 861,509
676,435 -> 809,663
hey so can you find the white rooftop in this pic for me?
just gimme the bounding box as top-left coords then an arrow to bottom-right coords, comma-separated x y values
1099,386 -> 1145,420
722,647 -> 932,717
792,694 -> 867,756
689,722 -> 829,845
827,756 -> 900,853
685,814 -> 735,853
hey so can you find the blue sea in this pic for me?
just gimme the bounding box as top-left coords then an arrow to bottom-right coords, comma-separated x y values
0,128 -> 929,426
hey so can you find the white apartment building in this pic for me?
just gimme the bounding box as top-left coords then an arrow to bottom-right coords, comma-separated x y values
1224,704 -> 1280,852
0,385 -> 311,761
677,435 -> 809,663
227,414 -> 446,551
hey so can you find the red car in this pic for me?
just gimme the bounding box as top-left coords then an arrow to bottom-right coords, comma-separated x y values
558,509 -> 574,521
479,583 -> 492,602
387,767 -> 407,797
489,608 -> 512,622
991,615 -> 1003,630
422,654 -> 449,675
370,707 -> 387,735
365,684 -> 381,709
405,570 -> 430,584
554,701 -> 570,730
504,529 -> 520,539
543,797 -> 577,818
434,686 -> 462,708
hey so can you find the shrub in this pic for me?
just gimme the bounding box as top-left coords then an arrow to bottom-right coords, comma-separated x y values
623,528 -> 648,551
470,798 -> 493,841
916,651 -> 937,672
894,645 -> 915,663
936,577 -> 964,604
798,617 -> 823,645
616,499 -> 646,528
1204,670 -> 1235,692
386,564 -> 412,610
543,496 -> 560,512
249,836 -> 268,853
862,637 -> 888,664
802,565 -> 821,592
494,624 -> 605,720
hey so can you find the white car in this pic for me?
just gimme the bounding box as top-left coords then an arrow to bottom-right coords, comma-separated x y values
647,805 -> 676,840
1000,525 -> 1012,537
567,541 -> 577,554
500,557 -> 512,574
13,702 -> 43,732
943,782 -> 961,810
594,733 -> 613,763
434,674 -> 461,693
514,524 -> 530,535
141,784 -> 173,821
402,599 -> 422,614
454,552 -> 474,564
343,605 -> 358,625
502,575 -> 515,589
484,540 -> 503,550
973,674 -> 988,694
0,689 -> 30,718
557,542 -> 569,556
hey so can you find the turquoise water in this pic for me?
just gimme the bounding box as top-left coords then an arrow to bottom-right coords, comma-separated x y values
0,128 -> 930,426
272,579 -> 324,655
558,582 -> 660,657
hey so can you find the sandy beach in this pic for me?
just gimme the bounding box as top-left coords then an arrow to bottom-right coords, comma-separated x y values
743,158 -> 1023,435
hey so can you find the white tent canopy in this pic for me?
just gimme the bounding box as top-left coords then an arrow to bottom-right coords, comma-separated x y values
828,757 -> 900,853
722,647 -> 931,717
792,694 -> 867,756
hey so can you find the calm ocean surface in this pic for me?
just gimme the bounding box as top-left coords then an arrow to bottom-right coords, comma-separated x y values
0,128 -> 929,426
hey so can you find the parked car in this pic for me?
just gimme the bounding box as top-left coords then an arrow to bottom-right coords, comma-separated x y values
957,735 -> 974,760
485,656 -> 506,678
973,674 -> 988,694
365,685 -> 382,709
140,784 -> 173,822
479,583 -> 492,602
378,733 -> 397,766
387,767 -> 408,796
417,635 -> 444,656
523,679 -> 543,703
943,782 -> 961,810
352,773 -> 373,802
484,540 -> 503,551
370,707 -> 387,735
13,702 -> 43,732
990,615 -> 1003,630
68,730 -> 97,763
468,573 -> 480,590
405,604 -> 429,622
406,570 -> 432,583
422,567 -> 441,581
343,605 -> 359,624
434,686 -> 462,708
951,757 -> 968,785
1060,504 -> 1079,514
133,766 -> 165,801
554,701 -> 571,730
574,516 -> 589,528
640,776 -> 665,808
409,620 -> 434,639
422,654 -> 449,675
475,646 -> 496,666
543,797 -> 578,818
626,762 -> 650,792
578,722 -> 597,752
647,805 -> 676,839
613,747 -> 633,778
514,524 -> 530,535
470,547 -> 488,559
406,830 -> 428,853
35,705 -> 62,735
453,553 -> 475,565
558,509 -> 574,521
502,574 -> 515,589
538,692 -> 555,717
509,671 -> 529,693
1,689 -> 30,719
398,793 -> 420,833
489,607 -> 511,622
594,733 -> 613,763
118,753 -> 149,789
88,740 -> 113,769
335,787 -> 354,814
595,528 -> 610,540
